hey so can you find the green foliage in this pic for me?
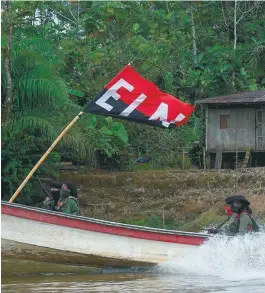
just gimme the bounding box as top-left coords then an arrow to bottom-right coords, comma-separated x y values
122,215 -> 181,230
1,4 -> 129,201
69,89 -> 85,98
2,1 -> 265,203
181,210 -> 226,232
1,129 -> 60,204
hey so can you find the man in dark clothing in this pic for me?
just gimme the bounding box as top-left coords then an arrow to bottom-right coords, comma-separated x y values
229,199 -> 253,234
54,182 -> 80,216
208,195 -> 259,235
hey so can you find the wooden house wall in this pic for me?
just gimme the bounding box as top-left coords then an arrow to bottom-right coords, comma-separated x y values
206,108 -> 258,152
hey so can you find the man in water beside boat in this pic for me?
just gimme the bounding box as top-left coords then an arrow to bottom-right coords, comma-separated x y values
208,195 -> 260,235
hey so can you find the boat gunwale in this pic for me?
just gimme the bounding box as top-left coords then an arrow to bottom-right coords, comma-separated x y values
1,201 -> 209,238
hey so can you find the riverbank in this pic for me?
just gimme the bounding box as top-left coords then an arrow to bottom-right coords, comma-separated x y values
60,168 -> 265,231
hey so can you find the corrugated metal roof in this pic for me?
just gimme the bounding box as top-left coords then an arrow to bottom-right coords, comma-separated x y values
195,90 -> 265,105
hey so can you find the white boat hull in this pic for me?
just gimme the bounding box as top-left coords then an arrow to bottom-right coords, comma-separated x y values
1,202 -> 209,267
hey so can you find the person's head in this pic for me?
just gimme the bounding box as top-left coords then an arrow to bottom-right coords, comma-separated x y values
231,200 -> 243,213
59,182 -> 71,200
231,199 -> 252,214
62,183 -> 70,192
64,182 -> 78,198
225,195 -> 251,214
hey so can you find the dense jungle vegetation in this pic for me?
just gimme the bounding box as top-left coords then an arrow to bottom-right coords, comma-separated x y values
1,1 -> 265,203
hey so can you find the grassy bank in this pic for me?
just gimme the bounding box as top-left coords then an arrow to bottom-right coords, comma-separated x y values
60,168 -> 265,232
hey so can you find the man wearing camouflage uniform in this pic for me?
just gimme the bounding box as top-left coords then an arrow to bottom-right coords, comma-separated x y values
56,182 -> 80,215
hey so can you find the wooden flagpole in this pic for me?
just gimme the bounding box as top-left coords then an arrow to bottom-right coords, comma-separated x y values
8,111 -> 84,203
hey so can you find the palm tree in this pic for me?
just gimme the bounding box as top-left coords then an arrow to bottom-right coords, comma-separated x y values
4,36 -> 96,153
2,32 -> 128,202
1,36 -> 95,201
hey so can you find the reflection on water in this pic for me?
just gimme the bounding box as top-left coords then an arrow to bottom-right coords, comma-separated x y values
2,258 -> 265,293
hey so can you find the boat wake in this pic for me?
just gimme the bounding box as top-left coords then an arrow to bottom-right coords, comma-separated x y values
157,232 -> 265,282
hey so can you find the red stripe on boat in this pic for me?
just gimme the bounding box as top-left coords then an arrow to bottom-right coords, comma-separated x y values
2,204 -> 206,246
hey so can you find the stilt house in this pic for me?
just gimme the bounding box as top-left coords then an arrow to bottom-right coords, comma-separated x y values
196,90 -> 265,168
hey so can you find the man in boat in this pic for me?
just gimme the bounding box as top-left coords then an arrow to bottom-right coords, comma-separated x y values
228,196 -> 260,234
38,179 -> 65,209
38,177 -> 55,211
55,182 -> 81,215
208,195 -> 259,235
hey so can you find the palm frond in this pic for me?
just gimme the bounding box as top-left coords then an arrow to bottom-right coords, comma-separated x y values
10,109 -> 95,163
11,50 -> 43,76
10,109 -> 61,141
12,37 -> 63,66
16,64 -> 68,110
59,121 -> 96,162
3,34 -> 95,165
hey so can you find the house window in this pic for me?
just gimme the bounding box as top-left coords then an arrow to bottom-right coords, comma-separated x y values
220,115 -> 230,129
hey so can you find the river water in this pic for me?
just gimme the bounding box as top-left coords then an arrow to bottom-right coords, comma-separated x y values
2,233 -> 265,293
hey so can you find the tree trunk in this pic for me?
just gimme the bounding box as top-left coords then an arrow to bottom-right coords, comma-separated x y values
40,2 -> 44,34
232,0 -> 237,89
233,0 -> 237,51
190,6 -> 198,66
77,0 -> 80,39
2,0 -> 13,125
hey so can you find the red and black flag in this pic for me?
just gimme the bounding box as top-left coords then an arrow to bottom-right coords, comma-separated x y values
85,65 -> 194,128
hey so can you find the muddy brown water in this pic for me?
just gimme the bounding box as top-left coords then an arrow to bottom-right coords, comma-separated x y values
2,229 -> 265,293
2,255 -> 265,293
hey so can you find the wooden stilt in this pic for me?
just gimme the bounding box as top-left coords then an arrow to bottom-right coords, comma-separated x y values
235,149 -> 238,169
203,147 -> 206,170
215,149 -> 222,169
242,150 -> 251,168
